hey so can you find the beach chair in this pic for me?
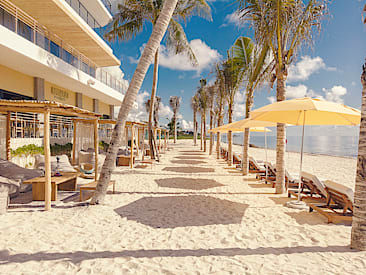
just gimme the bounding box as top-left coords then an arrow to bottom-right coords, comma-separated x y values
233,153 -> 241,165
288,171 -> 327,200
259,162 -> 298,188
308,180 -> 353,223
249,157 -> 266,175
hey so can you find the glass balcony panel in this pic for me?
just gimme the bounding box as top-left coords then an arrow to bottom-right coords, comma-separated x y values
50,41 -> 60,57
17,20 -> 33,42
2,8 -> 15,32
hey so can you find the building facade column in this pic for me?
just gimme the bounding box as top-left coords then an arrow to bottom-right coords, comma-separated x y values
76,93 -> 83,108
93,99 -> 99,113
34,77 -> 45,101
110,105 -> 115,120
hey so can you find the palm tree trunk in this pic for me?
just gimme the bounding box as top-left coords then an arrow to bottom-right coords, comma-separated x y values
193,110 -> 197,146
216,107 -> 223,159
148,48 -> 159,159
227,102 -> 233,166
209,110 -> 214,155
173,114 -> 177,143
203,113 -> 207,152
242,92 -> 253,175
275,72 -> 287,194
90,0 -> 178,204
200,116 -> 203,150
351,64 -> 366,250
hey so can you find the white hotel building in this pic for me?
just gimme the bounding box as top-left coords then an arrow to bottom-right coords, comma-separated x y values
0,0 -> 127,119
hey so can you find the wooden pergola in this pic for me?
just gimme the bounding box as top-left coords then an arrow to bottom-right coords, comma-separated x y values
0,100 -> 101,211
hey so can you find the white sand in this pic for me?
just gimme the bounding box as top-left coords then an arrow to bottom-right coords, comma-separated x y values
1,139 -> 365,274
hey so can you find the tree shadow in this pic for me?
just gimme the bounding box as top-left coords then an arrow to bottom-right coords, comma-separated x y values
162,167 -> 215,173
114,195 -> 248,228
248,183 -> 273,189
155,177 -> 224,190
170,160 -> 207,165
0,245 -> 354,265
179,150 -> 204,153
284,211 -> 329,225
269,197 -> 294,205
174,156 -> 206,160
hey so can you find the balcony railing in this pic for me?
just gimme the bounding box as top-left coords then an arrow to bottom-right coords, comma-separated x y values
64,0 -> 101,29
101,0 -> 112,14
0,0 -> 125,94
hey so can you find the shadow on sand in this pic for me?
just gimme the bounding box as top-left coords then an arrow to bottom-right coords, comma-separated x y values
174,156 -> 206,160
163,167 -> 215,173
114,195 -> 248,228
0,245 -> 354,265
170,160 -> 207,165
155,177 -> 223,190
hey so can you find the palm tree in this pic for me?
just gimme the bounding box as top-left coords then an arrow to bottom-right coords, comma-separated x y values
190,95 -> 199,146
169,96 -> 181,143
106,0 -> 211,159
239,0 -> 328,193
223,53 -> 244,165
206,85 -> 216,155
197,79 -> 208,152
145,96 -> 161,127
91,0 -> 179,204
350,8 -> 366,250
214,63 -> 227,159
231,36 -> 270,174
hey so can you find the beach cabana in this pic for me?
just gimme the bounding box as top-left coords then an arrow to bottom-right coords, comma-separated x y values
0,100 -> 101,211
251,97 -> 361,208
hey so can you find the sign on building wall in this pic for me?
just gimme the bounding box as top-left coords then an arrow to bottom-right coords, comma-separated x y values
51,87 -> 69,102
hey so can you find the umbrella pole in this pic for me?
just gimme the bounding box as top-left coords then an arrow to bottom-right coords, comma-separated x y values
297,112 -> 306,202
265,130 -> 268,182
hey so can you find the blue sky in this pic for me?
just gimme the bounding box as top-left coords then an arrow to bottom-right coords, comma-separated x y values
108,0 -> 366,134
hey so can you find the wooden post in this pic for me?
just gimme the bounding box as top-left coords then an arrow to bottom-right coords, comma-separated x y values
142,127 -> 145,161
94,119 -> 99,181
136,127 -> 140,157
6,112 -> 11,161
158,129 -> 161,152
72,120 -> 76,165
164,130 -> 167,151
130,125 -> 134,168
44,109 -> 51,211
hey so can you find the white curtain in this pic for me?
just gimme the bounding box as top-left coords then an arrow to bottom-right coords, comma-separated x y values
73,121 -> 94,164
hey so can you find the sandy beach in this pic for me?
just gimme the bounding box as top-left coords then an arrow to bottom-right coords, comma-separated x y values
1,139 -> 365,274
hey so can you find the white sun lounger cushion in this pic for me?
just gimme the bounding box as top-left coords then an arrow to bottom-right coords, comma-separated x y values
324,180 -> 354,202
301,171 -> 327,197
249,157 -> 265,170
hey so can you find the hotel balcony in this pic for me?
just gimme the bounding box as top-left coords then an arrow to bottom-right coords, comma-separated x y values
0,0 -> 125,106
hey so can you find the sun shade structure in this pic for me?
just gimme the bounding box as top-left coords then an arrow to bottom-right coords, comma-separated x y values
251,97 -> 361,207
209,118 -> 277,133
0,100 -> 101,211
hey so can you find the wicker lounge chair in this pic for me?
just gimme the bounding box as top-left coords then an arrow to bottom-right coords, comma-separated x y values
308,180 -> 353,223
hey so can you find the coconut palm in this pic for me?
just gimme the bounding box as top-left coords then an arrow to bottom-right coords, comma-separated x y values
239,0 -> 328,193
91,0 -> 179,204
231,36 -> 271,174
214,63 -> 227,158
351,9 -> 366,250
169,96 -> 181,143
145,96 -> 161,127
106,0 -> 211,159
197,79 -> 208,152
190,95 -> 199,146
206,85 -> 216,155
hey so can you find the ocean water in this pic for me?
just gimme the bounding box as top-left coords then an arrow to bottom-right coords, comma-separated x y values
221,134 -> 359,158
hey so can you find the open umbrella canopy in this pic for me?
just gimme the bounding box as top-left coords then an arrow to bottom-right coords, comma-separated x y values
250,127 -> 272,133
251,97 -> 360,125
209,118 -> 277,133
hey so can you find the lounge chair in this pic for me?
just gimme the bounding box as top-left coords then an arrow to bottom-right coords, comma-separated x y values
249,156 -> 266,175
233,153 -> 241,165
259,162 -> 298,188
288,171 -> 327,200
308,180 -> 353,223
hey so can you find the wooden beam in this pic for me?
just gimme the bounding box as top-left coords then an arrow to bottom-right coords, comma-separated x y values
130,125 -> 134,168
72,120 -> 76,165
94,119 -> 99,181
44,109 -> 51,211
6,112 -> 11,161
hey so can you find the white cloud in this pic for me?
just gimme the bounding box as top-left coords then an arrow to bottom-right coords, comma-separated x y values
159,39 -> 221,72
126,91 -> 150,122
287,56 -> 336,83
322,85 -> 347,104
286,84 -> 308,98
222,11 -> 243,27
267,96 -> 276,103
233,103 -> 246,120
159,103 -> 173,119
181,120 -> 194,131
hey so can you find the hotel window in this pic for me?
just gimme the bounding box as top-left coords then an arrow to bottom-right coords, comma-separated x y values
0,7 -> 15,32
81,62 -> 89,74
17,20 -> 33,42
50,41 -> 60,57
62,49 -> 73,65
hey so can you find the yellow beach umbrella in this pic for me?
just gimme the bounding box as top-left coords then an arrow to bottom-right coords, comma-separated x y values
209,118 -> 277,133
251,97 -> 361,208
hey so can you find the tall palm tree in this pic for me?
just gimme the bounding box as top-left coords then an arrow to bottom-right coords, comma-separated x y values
197,78 -> 208,152
206,85 -> 216,155
223,53 -> 245,165
214,63 -> 227,158
239,0 -> 328,193
169,96 -> 181,143
145,96 -> 161,127
231,36 -> 270,174
106,0 -> 211,159
190,95 -> 199,146
351,8 -> 366,251
91,0 -> 179,204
